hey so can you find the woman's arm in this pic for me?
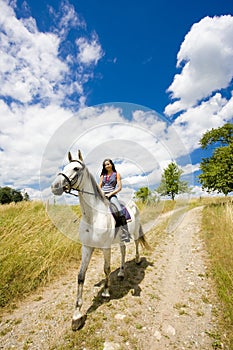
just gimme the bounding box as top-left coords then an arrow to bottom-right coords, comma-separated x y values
99,175 -> 103,188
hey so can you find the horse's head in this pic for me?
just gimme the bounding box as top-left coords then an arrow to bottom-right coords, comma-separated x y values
51,150 -> 85,196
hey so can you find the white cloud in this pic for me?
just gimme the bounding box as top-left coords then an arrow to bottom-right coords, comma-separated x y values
38,105 -> 193,203
0,102 -> 73,187
76,33 -> 104,65
0,0 -> 103,106
163,15 -> 233,162
190,185 -> 225,198
0,1 -> 106,199
165,15 -> 233,115
182,163 -> 200,175
0,1 -> 68,104
2,99 -> 189,199
3,2 -> 221,202
54,0 -> 86,38
172,93 -> 231,152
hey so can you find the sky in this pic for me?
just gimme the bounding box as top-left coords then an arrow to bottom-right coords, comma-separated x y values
1,0 -> 233,203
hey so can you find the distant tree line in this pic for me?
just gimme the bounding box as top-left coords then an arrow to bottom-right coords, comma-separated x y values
134,122 -> 233,202
0,187 -> 29,204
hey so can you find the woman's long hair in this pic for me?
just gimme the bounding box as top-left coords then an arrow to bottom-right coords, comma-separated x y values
100,159 -> 117,176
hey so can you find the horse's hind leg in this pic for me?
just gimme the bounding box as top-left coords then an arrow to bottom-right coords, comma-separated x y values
72,245 -> 94,331
102,248 -> 111,298
135,239 -> 141,264
118,243 -> 126,279
134,223 -> 144,264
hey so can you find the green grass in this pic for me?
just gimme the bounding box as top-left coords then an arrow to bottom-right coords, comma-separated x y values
201,197 -> 233,348
0,201 -> 82,310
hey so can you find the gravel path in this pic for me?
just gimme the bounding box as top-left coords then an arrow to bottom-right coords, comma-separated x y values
0,207 -> 222,349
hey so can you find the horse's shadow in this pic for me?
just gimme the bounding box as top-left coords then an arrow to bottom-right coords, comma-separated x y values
86,257 -> 153,316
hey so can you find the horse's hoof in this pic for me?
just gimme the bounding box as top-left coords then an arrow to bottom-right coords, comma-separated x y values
72,315 -> 86,331
117,272 -> 125,280
102,290 -> 110,298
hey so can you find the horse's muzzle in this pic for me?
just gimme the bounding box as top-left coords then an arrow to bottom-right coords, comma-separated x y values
51,176 -> 65,196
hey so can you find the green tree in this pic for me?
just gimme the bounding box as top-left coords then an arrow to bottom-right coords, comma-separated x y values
0,187 -> 23,204
134,186 -> 151,203
157,162 -> 189,200
199,123 -> 233,196
23,191 -> 30,201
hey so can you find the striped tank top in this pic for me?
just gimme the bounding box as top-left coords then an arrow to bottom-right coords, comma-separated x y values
101,172 -> 117,193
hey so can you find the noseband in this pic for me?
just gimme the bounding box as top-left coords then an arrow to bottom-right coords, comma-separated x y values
58,161 -> 95,197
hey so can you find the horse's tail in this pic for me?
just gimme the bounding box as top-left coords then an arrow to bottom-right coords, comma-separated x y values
138,224 -> 151,250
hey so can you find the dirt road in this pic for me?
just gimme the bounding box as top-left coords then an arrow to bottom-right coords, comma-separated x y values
0,207 -> 222,349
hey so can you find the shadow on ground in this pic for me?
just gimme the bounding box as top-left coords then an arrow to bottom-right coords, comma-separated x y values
86,257 -> 153,316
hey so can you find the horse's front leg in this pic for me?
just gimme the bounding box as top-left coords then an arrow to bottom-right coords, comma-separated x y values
102,248 -> 111,298
118,243 -> 126,279
72,245 -> 94,331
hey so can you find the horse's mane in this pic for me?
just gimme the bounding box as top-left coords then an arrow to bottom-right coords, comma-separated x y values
87,168 -> 109,204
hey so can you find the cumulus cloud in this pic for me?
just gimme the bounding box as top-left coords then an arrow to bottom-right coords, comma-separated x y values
39,103 -> 193,205
0,0 -> 103,106
172,93 -> 231,152
165,15 -> 233,115
0,0 -> 104,198
4,4 -> 231,201
0,1 -> 66,104
76,33 -> 104,65
163,15 -> 233,161
49,0 -> 86,38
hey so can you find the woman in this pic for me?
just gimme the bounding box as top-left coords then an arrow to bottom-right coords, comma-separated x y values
99,159 -> 131,242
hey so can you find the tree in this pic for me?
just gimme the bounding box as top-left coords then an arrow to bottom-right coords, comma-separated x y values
134,186 -> 151,203
199,123 -> 233,196
23,191 -> 30,201
0,187 -> 24,204
157,162 -> 189,200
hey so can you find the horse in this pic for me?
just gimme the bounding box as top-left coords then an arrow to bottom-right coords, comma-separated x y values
51,151 -> 150,331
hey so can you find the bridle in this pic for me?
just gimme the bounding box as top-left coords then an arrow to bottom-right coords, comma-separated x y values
58,160 -> 95,197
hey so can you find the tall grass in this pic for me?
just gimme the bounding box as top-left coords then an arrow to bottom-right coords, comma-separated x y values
0,199 -> 180,310
137,198 -> 185,224
2,195 -> 233,350
201,198 -> 233,348
0,201 -> 81,310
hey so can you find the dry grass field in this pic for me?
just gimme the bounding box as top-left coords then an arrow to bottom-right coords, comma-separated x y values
0,201 -> 82,309
0,196 -> 232,348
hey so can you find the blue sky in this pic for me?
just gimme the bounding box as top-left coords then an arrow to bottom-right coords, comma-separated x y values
1,0 -> 233,201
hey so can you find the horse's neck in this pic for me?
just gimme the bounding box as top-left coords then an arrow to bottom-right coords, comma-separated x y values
79,170 -> 108,221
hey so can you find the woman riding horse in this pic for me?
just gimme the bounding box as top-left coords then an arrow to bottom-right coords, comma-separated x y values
99,158 -> 131,243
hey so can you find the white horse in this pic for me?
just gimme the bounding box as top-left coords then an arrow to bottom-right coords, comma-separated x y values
51,151 -> 150,330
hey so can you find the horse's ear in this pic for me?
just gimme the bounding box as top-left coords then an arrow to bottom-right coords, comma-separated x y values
68,152 -> 73,162
78,150 -> 83,162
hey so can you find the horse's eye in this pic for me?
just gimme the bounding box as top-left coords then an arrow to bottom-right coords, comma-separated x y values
74,167 -> 79,171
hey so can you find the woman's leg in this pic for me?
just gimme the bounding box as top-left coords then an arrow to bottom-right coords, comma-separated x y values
110,196 -> 131,242
109,195 -> 123,213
